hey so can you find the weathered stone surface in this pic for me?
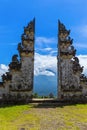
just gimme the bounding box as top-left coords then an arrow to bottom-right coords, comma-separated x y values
0,19 -> 87,102
0,19 -> 35,99
9,19 -> 35,97
58,21 -> 87,99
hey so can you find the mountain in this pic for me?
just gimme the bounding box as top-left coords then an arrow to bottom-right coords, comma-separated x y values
34,75 -> 57,96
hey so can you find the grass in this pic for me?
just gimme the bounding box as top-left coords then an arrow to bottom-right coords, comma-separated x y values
0,103 -> 87,130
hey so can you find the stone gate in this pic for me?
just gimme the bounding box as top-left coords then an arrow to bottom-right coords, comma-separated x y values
0,19 -> 87,101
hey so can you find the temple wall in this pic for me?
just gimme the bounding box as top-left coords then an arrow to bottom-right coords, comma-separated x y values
0,19 -> 35,99
0,82 -> 10,97
21,56 -> 34,90
10,71 -> 22,91
0,87 -> 6,97
61,59 -> 80,89
58,20 -> 85,99
82,84 -> 87,96
10,91 -> 32,97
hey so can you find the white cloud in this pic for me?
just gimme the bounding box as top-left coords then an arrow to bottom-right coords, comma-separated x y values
0,53 -> 57,78
0,54 -> 87,78
0,64 -> 9,78
35,47 -> 57,56
77,55 -> 87,75
35,37 -> 57,56
41,48 -> 53,51
34,53 -> 57,76
36,47 -> 53,52
75,43 -> 87,49
49,50 -> 57,55
34,53 -> 87,77
36,37 -> 57,44
35,37 -> 57,49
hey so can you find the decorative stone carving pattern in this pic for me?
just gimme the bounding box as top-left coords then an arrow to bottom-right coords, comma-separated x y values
0,18 -> 35,98
58,20 -> 87,99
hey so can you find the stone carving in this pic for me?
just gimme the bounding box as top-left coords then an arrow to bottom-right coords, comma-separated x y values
58,20 -> 87,99
0,19 -> 87,102
2,72 -> 12,82
9,55 -> 21,71
17,43 -> 23,52
0,18 -> 35,99
73,57 -> 83,73
12,55 -> 19,62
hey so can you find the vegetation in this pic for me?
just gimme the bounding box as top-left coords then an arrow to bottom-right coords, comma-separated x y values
0,103 -> 87,129
33,92 -> 55,98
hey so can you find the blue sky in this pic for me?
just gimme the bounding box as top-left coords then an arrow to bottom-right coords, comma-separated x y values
0,0 -> 87,64
0,0 -> 87,95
